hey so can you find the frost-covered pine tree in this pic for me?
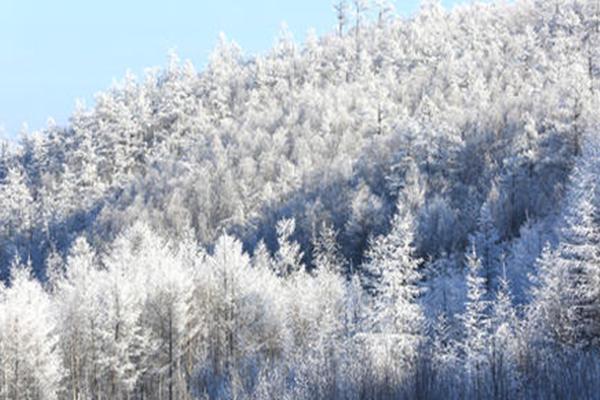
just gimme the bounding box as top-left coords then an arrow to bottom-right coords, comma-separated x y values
204,234 -> 251,384
528,244 -> 569,346
274,218 -> 304,277
470,196 -> 502,294
460,246 -> 490,397
557,193 -> 600,347
138,227 -> 193,400
490,272 -> 519,399
0,165 -> 34,277
313,222 -> 345,275
529,132 -> 600,349
0,264 -> 62,400
54,237 -> 104,399
428,310 -> 460,397
99,229 -> 151,398
251,240 -> 273,272
363,199 -> 424,375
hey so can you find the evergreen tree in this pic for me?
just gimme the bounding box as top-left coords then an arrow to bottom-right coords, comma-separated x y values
274,218 -> 304,277
470,198 -> 502,294
313,222 -> 345,275
363,200 -> 424,376
460,246 -> 490,397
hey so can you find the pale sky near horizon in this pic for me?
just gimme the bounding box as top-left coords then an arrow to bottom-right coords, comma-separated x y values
0,0 -> 470,137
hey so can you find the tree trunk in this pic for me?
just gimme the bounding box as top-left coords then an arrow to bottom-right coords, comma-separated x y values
168,308 -> 174,400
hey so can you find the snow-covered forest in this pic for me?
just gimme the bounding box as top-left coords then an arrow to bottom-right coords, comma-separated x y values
1,0 -> 600,398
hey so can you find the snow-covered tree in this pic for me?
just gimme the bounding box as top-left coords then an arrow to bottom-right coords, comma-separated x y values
460,246 -> 490,397
274,218 -> 304,277
54,237 -> 105,399
333,0 -> 349,37
0,265 -> 62,400
470,198 -> 503,294
363,200 -> 424,380
529,131 -> 600,349
490,273 -> 520,399
312,222 -> 345,275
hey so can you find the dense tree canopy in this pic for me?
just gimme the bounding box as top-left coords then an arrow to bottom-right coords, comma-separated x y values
2,0 -> 600,398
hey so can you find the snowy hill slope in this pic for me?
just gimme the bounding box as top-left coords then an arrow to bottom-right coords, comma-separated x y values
2,1 -> 600,398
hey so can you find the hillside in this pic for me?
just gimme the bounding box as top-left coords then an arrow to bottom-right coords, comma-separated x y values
1,0 -> 600,399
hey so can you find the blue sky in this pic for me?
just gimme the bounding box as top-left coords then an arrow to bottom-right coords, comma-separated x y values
0,0 -> 468,137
